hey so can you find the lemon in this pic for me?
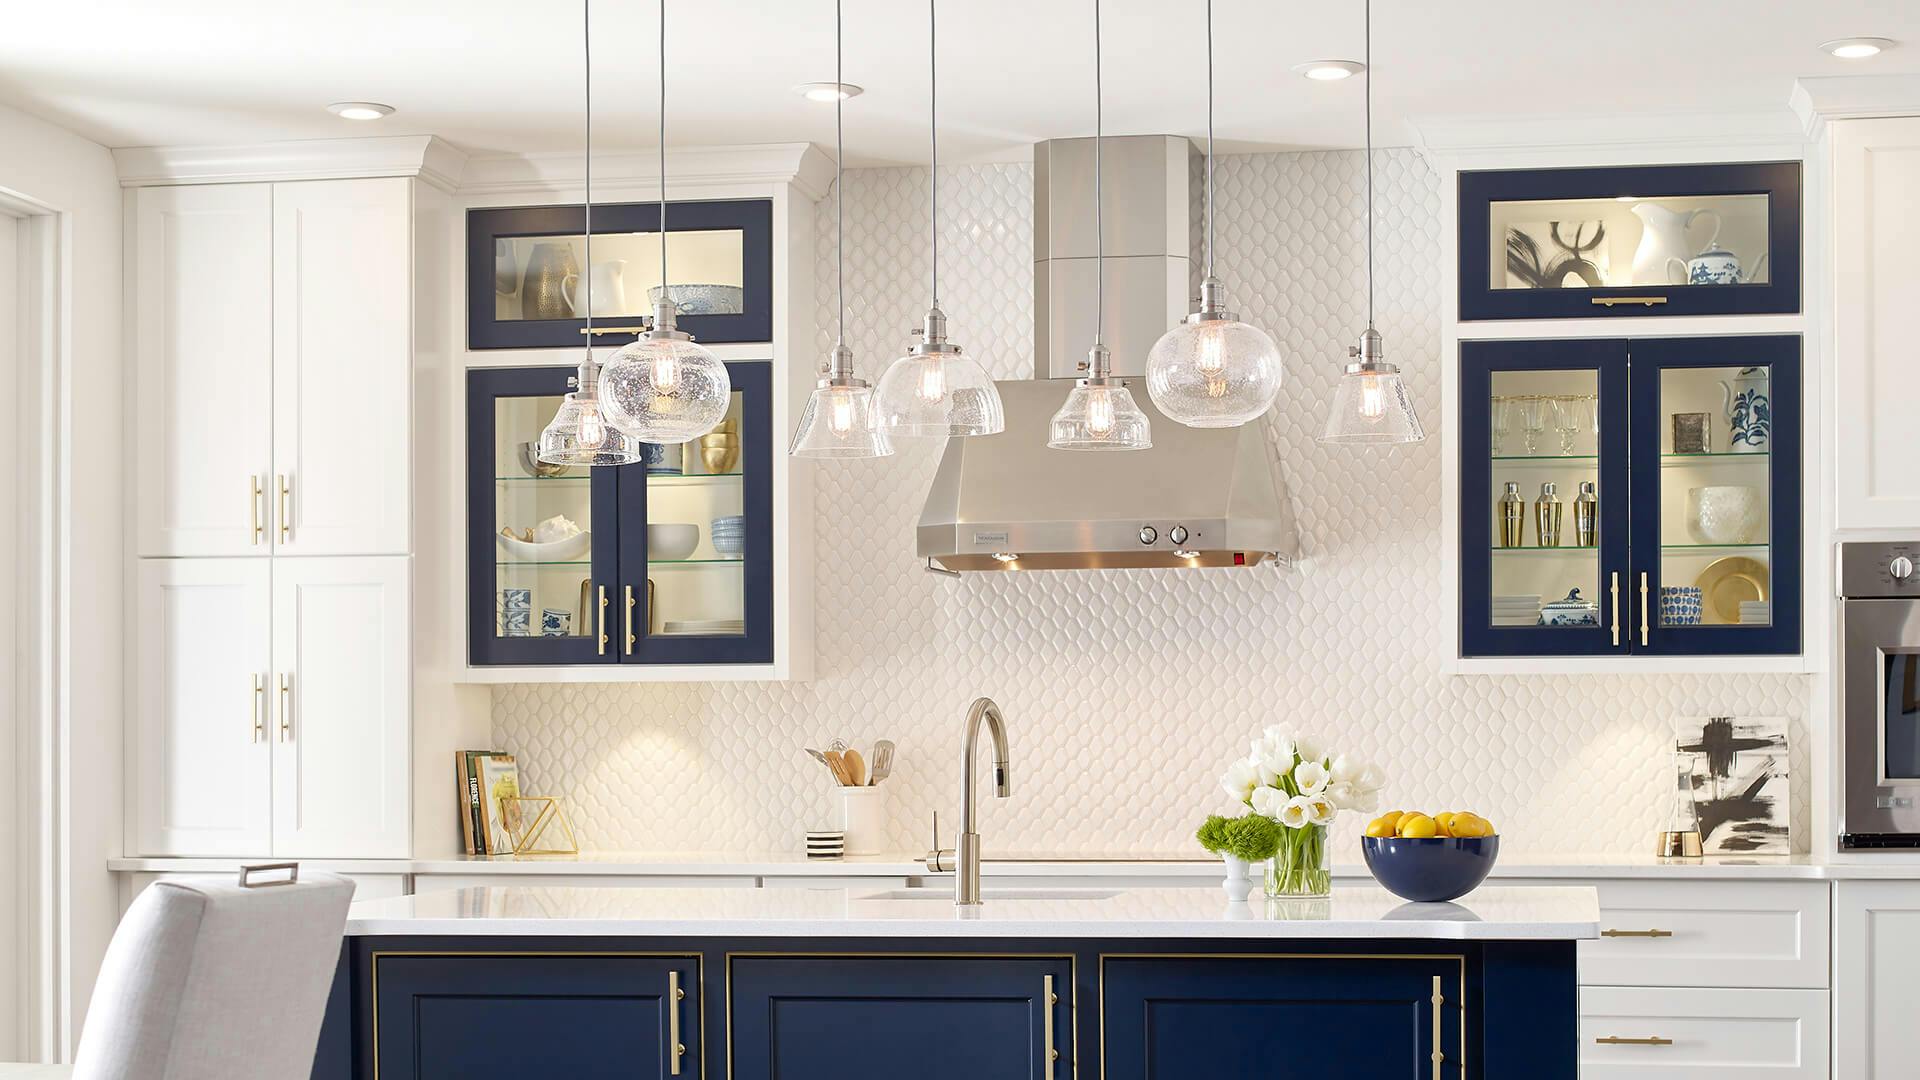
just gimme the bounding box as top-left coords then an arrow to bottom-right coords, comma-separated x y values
1398,813 -> 1438,839
1378,810 -> 1406,832
1363,817 -> 1396,839
1451,814 -> 1493,838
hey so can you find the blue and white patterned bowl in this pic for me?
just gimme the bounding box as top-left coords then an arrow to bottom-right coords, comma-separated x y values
650,283 -> 745,316
1659,585 -> 1703,626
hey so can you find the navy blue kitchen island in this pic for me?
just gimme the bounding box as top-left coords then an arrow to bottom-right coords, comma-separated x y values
313,884 -> 1597,1079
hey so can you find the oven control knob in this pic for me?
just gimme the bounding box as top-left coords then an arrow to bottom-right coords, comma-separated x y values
1892,555 -> 1915,582
1138,526 -> 1157,545
1169,525 -> 1190,545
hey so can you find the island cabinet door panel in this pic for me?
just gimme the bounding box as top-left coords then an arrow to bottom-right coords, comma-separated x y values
372,954 -> 699,1080
1101,956 -> 1465,1080
727,956 -> 1072,1080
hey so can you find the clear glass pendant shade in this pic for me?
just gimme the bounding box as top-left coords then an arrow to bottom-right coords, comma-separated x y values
873,351 -> 1004,438
1047,381 -> 1152,450
600,334 -> 732,443
537,390 -> 644,466
790,382 -> 894,458
1146,316 -> 1284,428
1319,364 -> 1425,444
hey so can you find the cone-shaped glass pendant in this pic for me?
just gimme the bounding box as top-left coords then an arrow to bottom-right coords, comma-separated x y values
1318,328 -> 1424,444
792,347 -> 893,458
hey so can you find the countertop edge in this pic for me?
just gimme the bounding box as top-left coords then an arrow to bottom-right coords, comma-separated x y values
342,917 -> 1605,940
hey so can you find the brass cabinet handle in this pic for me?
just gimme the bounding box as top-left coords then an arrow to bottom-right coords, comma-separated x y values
1591,296 -> 1668,307
277,474 -> 291,543
1595,1035 -> 1673,1046
1430,975 -> 1445,1080
624,584 -> 637,655
250,476 -> 264,545
252,675 -> 266,743
1639,572 -> 1650,646
668,970 -> 685,1075
1609,571 -> 1621,647
1043,974 -> 1059,1068
596,586 -> 609,656
277,673 -> 292,741
1601,928 -> 1673,938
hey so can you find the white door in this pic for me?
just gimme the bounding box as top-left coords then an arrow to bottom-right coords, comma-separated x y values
134,184 -> 274,557
271,179 -> 412,555
271,556 -> 411,857
131,559 -> 273,855
1837,880 -> 1920,1079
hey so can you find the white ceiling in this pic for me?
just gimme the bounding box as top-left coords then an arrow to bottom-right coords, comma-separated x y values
2,1 -> 1917,163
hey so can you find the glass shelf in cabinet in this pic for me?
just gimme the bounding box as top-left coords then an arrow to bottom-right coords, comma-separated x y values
1490,454 -> 1599,462
647,472 -> 743,487
646,558 -> 746,566
494,475 -> 591,483
1489,546 -> 1600,555
1658,452 -> 1769,467
495,559 -> 593,567
1659,543 -> 1770,552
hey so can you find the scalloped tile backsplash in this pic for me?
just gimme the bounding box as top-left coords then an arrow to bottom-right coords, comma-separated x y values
493,149 -> 1809,859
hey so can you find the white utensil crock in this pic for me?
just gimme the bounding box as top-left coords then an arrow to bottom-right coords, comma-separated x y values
837,786 -> 883,855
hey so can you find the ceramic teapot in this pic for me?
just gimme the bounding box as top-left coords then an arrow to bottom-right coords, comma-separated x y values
1631,204 -> 1721,285
1667,248 -> 1769,286
1719,367 -> 1771,453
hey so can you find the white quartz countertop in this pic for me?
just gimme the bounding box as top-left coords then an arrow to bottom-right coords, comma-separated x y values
343,884 -> 1601,940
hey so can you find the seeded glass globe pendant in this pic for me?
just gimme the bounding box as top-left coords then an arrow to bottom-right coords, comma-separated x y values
600,0 -> 731,445
873,0 -> 1003,440
539,0 -> 643,467
1048,0 -> 1150,452
1319,0 -> 1425,446
790,0 -> 892,459
1145,0 -> 1283,429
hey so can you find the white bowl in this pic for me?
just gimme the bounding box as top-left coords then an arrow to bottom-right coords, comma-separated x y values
1687,486 -> 1764,545
496,530 -> 591,562
648,523 -> 700,561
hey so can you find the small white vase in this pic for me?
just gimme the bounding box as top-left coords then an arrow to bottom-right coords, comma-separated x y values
1220,853 -> 1254,900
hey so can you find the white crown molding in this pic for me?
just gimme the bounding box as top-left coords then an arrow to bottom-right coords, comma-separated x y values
1791,75 -> 1920,139
1409,109 -> 1806,161
457,142 -> 836,200
113,134 -> 470,191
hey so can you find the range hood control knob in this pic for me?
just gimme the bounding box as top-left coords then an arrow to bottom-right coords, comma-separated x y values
1138,526 -> 1158,545
1892,555 -> 1915,582
1169,525 -> 1190,545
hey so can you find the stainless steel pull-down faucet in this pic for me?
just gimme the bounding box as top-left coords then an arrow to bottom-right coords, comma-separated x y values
956,696 -> 1009,905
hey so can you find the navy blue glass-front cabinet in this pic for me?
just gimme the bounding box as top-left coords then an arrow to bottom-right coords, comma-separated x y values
467,363 -> 774,667
1461,335 -> 1800,658
370,953 -> 699,1079
727,955 -> 1073,1080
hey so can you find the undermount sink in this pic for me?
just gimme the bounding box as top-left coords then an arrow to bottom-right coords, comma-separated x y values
859,888 -> 1122,902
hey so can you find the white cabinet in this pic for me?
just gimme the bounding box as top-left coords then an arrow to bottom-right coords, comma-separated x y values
130,557 -> 411,858
133,178 -> 410,558
1580,986 -> 1829,1079
1835,117 -> 1920,529
1836,880 -> 1920,1080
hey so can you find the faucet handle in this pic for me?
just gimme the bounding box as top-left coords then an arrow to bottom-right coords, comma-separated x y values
924,811 -> 955,873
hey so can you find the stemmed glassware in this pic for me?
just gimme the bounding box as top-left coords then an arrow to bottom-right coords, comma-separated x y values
1490,395 -> 1512,454
1517,396 -> 1548,455
1553,395 -> 1592,455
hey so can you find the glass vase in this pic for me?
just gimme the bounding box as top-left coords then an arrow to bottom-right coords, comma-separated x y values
1264,823 -> 1332,899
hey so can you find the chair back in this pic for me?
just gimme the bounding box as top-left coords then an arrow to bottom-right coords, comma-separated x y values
74,866 -> 354,1080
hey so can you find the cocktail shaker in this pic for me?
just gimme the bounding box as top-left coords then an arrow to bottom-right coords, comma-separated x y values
1497,482 -> 1525,548
1574,481 -> 1598,547
1535,482 -> 1563,547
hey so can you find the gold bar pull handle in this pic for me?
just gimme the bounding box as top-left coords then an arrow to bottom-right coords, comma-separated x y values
1609,571 -> 1621,647
1595,1035 -> 1674,1046
624,585 -> 636,655
1043,974 -> 1059,1069
579,324 -> 651,336
277,673 -> 292,742
252,674 -> 266,742
277,474 -> 291,544
1639,571 -> 1650,646
1591,295 -> 1668,308
1430,975 -> 1445,1080
1601,928 -> 1674,938
668,970 -> 685,1075
596,586 -> 609,656
250,476 -> 264,545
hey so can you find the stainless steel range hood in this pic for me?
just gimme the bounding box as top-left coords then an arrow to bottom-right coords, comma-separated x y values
915,135 -> 1297,573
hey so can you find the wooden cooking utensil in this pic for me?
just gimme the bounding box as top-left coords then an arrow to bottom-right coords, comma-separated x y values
842,749 -> 867,787
823,749 -> 851,786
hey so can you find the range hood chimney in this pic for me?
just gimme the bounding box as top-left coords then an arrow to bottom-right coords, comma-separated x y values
914,135 -> 1299,574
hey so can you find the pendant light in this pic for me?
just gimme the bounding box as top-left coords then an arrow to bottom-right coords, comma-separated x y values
1319,0 -> 1425,445
1144,0 -> 1283,429
600,0 -> 732,444
872,0 -> 1004,439
789,0 -> 893,459
1047,0 -> 1150,451
539,0 -> 644,467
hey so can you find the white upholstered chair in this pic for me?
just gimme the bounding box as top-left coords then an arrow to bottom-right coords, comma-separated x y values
0,865 -> 354,1080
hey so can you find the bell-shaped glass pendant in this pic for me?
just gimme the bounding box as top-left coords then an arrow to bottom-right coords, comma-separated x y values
1048,380 -> 1152,451
874,349 -> 1004,439
537,389 -> 644,466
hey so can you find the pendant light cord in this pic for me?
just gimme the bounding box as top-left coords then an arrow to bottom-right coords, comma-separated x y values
928,0 -> 939,310
1092,0 -> 1103,352
582,0 -> 594,357
1204,0 -> 1215,281
834,0 -> 845,355
1364,0 -> 1375,331
658,0 -> 670,306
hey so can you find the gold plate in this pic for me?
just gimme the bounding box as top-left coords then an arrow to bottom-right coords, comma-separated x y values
1695,556 -> 1769,624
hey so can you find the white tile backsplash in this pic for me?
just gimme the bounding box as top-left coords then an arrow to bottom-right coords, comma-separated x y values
493,150 -> 1809,859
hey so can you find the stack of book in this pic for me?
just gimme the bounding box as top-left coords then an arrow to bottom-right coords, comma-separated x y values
456,751 -> 520,855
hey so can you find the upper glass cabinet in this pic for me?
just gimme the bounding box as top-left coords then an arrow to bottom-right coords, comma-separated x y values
1459,162 -> 1800,320
468,199 -> 773,349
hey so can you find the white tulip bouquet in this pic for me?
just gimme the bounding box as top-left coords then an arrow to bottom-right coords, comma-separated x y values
1221,727 -> 1384,898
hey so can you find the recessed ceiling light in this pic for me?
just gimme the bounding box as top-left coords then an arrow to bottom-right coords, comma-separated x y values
1821,37 -> 1895,59
326,102 -> 395,120
1292,59 -> 1365,81
793,82 -> 863,103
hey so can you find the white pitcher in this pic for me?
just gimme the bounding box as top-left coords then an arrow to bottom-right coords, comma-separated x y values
1631,204 -> 1721,285
563,259 -> 629,318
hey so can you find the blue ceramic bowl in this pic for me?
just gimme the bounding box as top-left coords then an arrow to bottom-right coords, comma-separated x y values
1361,836 -> 1500,903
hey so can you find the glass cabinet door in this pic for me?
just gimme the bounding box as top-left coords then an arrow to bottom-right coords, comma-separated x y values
467,367 -> 619,665
1459,162 -> 1800,320
621,360 -> 774,665
1461,339 -> 1630,656
1630,335 -> 1801,655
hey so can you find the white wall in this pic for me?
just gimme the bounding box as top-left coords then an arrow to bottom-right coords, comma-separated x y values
492,150 -> 1811,861
0,100 -> 123,1061
0,208 -> 17,1061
